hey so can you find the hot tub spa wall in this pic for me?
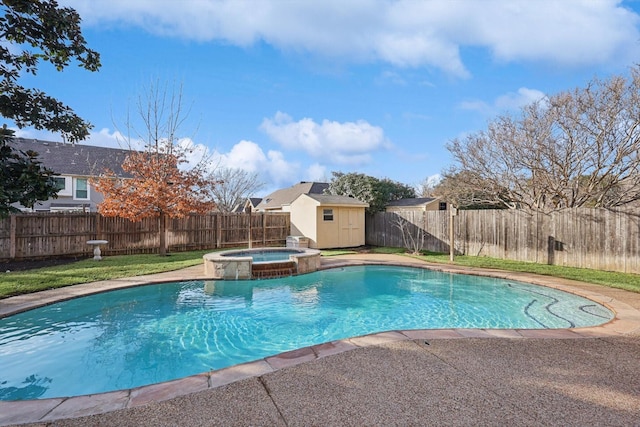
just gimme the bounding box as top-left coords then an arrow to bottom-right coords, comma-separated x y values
204,257 -> 252,279
295,253 -> 321,274
203,248 -> 321,280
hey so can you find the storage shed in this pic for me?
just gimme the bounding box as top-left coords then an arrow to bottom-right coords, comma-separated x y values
290,193 -> 369,249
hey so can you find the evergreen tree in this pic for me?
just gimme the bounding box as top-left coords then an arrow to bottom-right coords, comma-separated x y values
0,0 -> 100,217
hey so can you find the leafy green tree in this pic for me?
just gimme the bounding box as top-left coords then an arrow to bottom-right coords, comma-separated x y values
1,0 -> 101,141
375,177 -> 416,210
325,171 -> 415,213
0,126 -> 59,216
0,0 -> 100,217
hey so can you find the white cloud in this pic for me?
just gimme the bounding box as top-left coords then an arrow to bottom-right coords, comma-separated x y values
219,140 -> 265,172
495,88 -> 546,111
465,1 -> 639,67
211,140 -> 299,187
461,87 -> 546,115
85,128 -> 140,149
425,174 -> 442,187
265,150 -> 298,184
62,0 -> 640,76
260,112 -> 388,165
11,128 -> 59,142
414,173 -> 442,196
306,163 -> 328,182
176,137 -> 210,170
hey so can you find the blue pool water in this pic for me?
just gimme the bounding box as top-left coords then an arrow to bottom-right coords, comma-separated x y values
220,249 -> 299,263
0,265 -> 613,400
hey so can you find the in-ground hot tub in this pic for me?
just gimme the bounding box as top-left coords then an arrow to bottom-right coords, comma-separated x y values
203,247 -> 321,279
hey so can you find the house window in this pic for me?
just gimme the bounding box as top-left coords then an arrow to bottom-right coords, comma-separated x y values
53,177 -> 65,190
439,202 -> 447,211
74,178 -> 89,200
323,208 -> 334,221
53,176 -> 72,196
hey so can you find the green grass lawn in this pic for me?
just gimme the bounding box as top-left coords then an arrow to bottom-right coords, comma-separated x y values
326,245 -> 640,293
2,246 -> 639,299
0,250 -> 211,298
409,251 -> 640,293
320,249 -> 358,256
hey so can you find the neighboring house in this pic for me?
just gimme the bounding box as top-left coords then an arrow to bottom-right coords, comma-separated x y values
253,181 -> 329,212
385,197 -> 447,213
10,138 -> 132,212
290,193 -> 369,249
235,197 -> 262,213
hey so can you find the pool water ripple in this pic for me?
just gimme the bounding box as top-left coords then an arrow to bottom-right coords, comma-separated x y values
0,265 -> 613,401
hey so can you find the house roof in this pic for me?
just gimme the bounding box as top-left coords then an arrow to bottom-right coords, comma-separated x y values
386,197 -> 437,207
299,193 -> 369,207
256,181 -> 329,210
10,138 -> 133,177
248,197 -> 262,207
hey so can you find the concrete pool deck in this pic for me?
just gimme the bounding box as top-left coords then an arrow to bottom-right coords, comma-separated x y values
1,253 -> 639,426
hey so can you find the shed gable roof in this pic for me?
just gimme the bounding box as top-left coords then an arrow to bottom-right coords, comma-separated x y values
256,181 -> 329,210
299,193 -> 369,207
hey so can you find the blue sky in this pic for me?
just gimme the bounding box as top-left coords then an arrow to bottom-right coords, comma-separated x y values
12,0 -> 640,195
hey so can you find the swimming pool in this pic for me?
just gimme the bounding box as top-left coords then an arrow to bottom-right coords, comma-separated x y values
0,265 -> 613,401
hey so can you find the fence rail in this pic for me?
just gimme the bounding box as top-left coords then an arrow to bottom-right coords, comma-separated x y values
0,212 -> 291,260
366,208 -> 640,274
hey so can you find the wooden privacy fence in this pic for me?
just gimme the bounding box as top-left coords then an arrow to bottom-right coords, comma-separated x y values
366,208 -> 640,274
0,212 -> 291,260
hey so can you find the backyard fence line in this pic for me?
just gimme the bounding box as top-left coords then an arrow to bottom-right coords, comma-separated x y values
366,208 -> 640,274
0,212 -> 291,260
4,209 -> 639,273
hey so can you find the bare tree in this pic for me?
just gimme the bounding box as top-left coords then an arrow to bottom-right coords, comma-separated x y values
206,167 -> 264,212
442,68 -> 640,212
94,80 -> 214,255
393,215 -> 425,255
433,171 -> 508,210
415,175 -> 440,198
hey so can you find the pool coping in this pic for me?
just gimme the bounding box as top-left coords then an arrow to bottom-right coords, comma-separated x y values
1,253 -> 639,426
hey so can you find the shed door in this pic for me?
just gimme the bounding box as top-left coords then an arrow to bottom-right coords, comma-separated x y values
339,208 -> 362,247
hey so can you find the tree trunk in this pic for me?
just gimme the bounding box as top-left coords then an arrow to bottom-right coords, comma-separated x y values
159,211 -> 167,256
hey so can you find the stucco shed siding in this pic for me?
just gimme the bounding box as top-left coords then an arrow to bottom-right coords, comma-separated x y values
290,194 -> 368,249
290,195 -> 320,247
315,205 -> 343,249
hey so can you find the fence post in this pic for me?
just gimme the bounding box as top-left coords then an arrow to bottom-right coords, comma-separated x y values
9,215 -> 16,259
262,213 -> 267,246
216,213 -> 222,248
449,207 -> 457,262
248,211 -> 252,248
423,211 -> 427,251
95,213 -> 102,240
